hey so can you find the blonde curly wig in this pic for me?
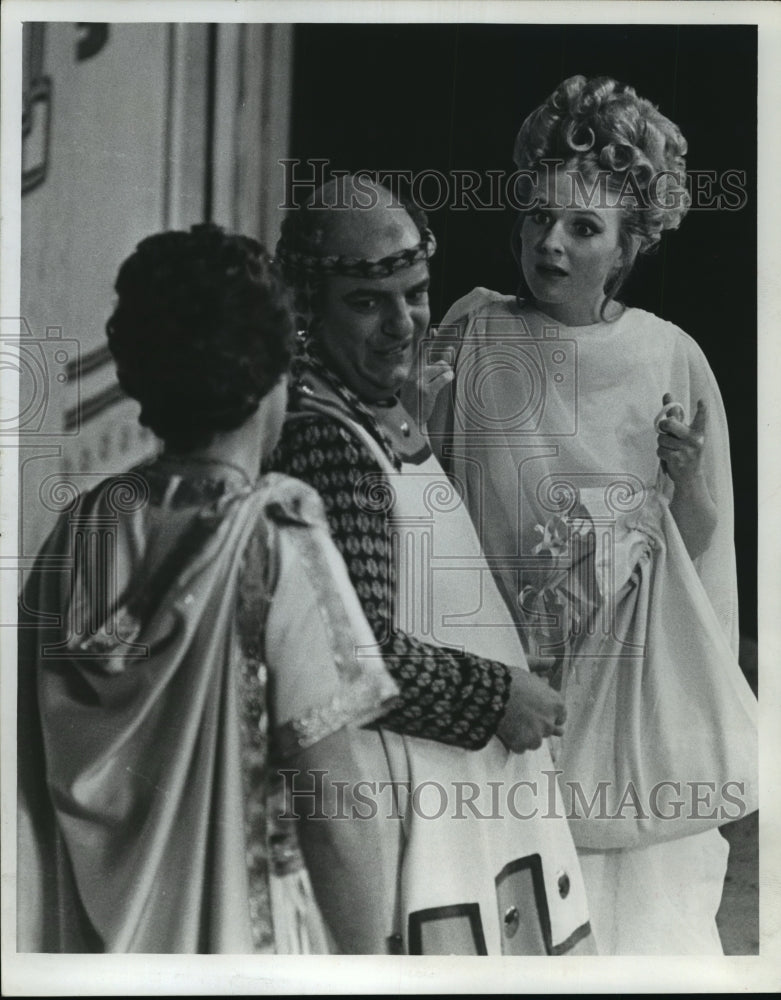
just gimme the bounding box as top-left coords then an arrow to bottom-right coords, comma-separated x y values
513,76 -> 690,294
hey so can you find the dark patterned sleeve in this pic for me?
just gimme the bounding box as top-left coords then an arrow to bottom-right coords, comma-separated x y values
269,415 -> 511,750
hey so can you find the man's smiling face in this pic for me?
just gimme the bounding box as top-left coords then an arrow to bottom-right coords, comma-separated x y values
312,193 -> 431,402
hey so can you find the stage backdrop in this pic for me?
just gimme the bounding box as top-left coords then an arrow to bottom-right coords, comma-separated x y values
16,21 -> 293,573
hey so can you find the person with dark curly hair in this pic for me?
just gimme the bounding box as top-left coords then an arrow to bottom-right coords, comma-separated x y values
106,223 -> 296,452
270,176 -> 595,955
17,223 -> 399,953
428,76 -> 757,953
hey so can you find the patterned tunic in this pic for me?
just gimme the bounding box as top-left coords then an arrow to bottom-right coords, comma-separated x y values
270,414 -> 512,750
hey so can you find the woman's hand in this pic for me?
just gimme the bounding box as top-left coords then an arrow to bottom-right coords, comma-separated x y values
655,392 -> 717,558
656,392 -> 707,485
400,358 -> 454,427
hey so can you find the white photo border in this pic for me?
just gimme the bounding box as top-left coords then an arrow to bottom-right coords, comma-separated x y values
2,1 -> 779,993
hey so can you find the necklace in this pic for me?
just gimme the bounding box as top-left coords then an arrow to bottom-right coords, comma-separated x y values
370,396 -> 410,435
294,351 -> 402,471
370,402 -> 413,440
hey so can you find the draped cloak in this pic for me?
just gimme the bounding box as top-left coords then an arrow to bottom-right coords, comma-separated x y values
17,463 -> 397,953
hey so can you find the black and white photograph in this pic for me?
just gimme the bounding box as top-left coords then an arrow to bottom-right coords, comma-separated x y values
2,0 -> 779,993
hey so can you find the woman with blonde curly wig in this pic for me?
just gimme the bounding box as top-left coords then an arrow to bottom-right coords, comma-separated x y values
428,76 -> 757,954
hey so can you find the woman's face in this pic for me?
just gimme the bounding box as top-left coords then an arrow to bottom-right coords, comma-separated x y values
520,166 -> 625,326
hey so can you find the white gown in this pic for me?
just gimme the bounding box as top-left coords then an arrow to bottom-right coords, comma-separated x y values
429,288 -> 757,954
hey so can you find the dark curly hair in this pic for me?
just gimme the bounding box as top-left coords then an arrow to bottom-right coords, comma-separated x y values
106,224 -> 295,451
512,75 -> 690,307
276,175 -> 430,331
